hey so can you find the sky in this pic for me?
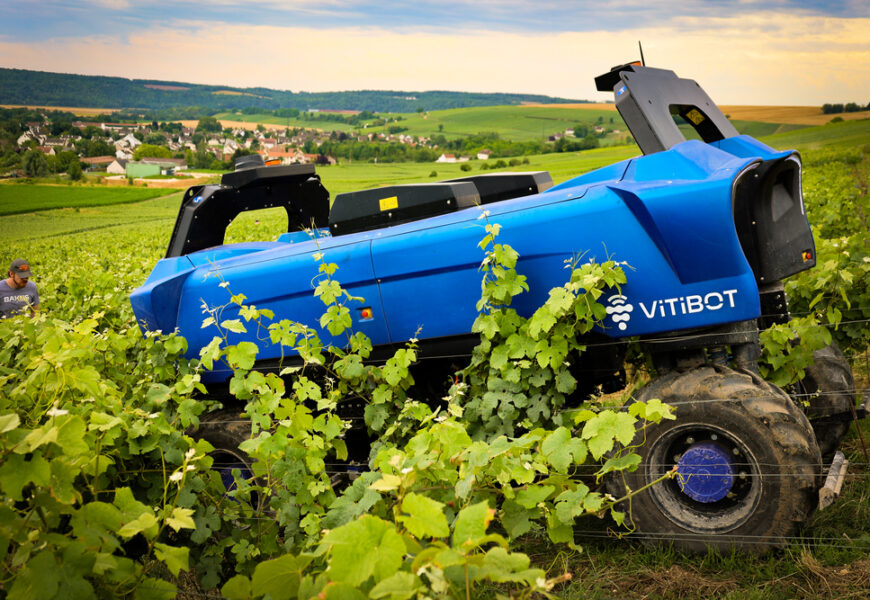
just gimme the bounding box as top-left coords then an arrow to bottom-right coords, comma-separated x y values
1,0 -> 869,106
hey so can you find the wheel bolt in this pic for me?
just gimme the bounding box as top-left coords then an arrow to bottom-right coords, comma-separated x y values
686,437 -> 695,445
710,434 -> 718,441
732,448 -> 740,455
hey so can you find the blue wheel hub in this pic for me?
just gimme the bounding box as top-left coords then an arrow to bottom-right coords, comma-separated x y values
676,441 -> 735,503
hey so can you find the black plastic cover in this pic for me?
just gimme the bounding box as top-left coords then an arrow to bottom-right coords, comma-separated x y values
446,171 -> 553,204
329,182 -> 480,236
165,163 -> 329,257
596,64 -> 739,155
732,154 -> 816,284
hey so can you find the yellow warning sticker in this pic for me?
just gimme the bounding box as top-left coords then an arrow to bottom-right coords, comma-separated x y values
685,109 -> 705,125
379,196 -> 399,211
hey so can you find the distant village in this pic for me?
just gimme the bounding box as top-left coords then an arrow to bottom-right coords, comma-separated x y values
15,118 -> 339,178
6,108 -> 615,180
13,117 -> 484,178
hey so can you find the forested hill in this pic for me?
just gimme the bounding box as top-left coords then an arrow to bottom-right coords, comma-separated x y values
0,67 -> 585,112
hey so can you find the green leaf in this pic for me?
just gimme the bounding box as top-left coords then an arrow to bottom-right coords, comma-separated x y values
118,512 -> 159,538
154,542 -> 189,577
501,500 -> 532,539
628,399 -> 675,423
220,319 -> 247,334
452,500 -> 495,550
554,484 -> 590,523
324,583 -> 367,600
8,551 -> 60,600
370,473 -> 402,492
133,577 -> 176,600
166,507 -> 196,531
199,336 -> 223,370
369,572 -> 425,600
599,453 -> 642,477
0,413 -> 20,434
0,453 -> 51,501
542,427 -> 572,471
55,415 -> 89,456
225,341 -> 259,370
19,425 -> 58,453
321,515 -> 405,586
221,575 -> 252,600
582,410 -> 638,460
477,547 -> 545,584
398,492 -> 449,538
251,554 -> 311,600
514,485 -> 555,509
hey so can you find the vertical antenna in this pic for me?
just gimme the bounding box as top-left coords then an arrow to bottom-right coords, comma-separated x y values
638,41 -> 646,66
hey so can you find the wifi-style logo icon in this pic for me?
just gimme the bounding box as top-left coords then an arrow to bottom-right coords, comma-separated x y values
605,294 -> 634,331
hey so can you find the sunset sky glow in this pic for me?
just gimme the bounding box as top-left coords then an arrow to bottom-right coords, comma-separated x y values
2,0 -> 869,105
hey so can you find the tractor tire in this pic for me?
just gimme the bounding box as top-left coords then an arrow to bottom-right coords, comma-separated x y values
799,343 -> 856,459
191,409 -> 262,510
607,365 -> 821,553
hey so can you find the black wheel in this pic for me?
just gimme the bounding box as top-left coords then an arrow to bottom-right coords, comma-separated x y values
607,365 -> 821,553
798,343 -> 855,458
192,409 -> 262,509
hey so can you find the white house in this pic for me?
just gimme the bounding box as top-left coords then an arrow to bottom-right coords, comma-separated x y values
118,133 -> 141,148
107,159 -> 128,175
477,149 -> 492,160
436,153 -> 456,163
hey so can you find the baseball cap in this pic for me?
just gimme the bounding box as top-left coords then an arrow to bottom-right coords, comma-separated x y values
10,259 -> 33,279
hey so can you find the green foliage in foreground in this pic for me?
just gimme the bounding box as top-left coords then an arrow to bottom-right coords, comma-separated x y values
0,119 -> 868,599
758,146 -> 870,387
0,207 -> 675,598
0,184 -> 172,216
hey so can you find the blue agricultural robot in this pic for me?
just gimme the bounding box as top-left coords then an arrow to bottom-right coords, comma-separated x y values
131,62 -> 860,552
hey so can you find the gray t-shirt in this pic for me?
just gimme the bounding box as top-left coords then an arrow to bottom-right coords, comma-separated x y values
0,279 -> 39,318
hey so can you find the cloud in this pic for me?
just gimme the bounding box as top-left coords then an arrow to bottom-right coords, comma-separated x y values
1,13 -> 868,104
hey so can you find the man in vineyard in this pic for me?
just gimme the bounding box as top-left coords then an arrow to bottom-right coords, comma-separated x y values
0,259 -> 39,318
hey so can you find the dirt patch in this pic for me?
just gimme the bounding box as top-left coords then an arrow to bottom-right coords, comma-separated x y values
103,175 -> 213,188
608,564 -> 738,598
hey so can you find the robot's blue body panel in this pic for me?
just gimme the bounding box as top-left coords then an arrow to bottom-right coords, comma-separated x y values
131,139 -> 775,384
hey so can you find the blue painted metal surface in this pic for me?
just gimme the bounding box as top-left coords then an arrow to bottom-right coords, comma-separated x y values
676,441 -> 736,503
131,139 -> 774,384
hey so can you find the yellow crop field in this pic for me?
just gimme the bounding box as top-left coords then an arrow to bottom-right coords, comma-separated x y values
0,104 -> 119,115
721,105 -> 870,125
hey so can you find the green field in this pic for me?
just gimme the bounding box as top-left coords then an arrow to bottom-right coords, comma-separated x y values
763,116 -> 870,150
0,184 -> 172,216
216,104 -> 816,147
215,105 -> 620,142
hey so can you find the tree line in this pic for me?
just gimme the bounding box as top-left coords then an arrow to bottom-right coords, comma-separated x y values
822,102 -> 870,115
0,67 -> 587,113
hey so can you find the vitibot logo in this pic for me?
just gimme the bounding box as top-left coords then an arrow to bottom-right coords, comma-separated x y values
605,294 -> 633,331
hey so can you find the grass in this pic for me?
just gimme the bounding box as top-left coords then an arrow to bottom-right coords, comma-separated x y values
762,118 -> 870,151
0,192 -> 182,243
0,183 -> 172,216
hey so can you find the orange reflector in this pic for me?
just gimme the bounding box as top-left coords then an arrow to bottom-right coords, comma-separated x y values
360,307 -> 373,320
